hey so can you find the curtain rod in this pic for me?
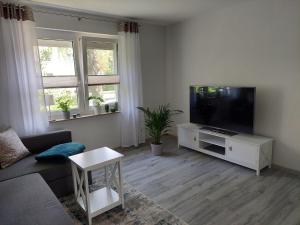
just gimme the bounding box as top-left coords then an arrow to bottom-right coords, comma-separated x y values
32,8 -> 140,25
1,4 -> 25,10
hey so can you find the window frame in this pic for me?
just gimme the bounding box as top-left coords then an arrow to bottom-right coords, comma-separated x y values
81,36 -> 119,113
36,28 -> 119,119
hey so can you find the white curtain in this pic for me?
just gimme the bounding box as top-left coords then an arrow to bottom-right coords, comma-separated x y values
0,5 -> 48,136
118,22 -> 145,147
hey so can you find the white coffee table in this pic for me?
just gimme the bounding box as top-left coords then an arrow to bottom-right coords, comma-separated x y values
69,147 -> 124,225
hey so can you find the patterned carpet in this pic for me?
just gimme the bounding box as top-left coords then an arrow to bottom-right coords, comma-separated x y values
60,182 -> 189,225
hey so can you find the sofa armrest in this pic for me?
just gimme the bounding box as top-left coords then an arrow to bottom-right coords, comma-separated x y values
21,130 -> 72,154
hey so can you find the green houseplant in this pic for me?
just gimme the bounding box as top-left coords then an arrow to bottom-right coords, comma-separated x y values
88,96 -> 104,114
57,95 -> 73,119
137,104 -> 183,155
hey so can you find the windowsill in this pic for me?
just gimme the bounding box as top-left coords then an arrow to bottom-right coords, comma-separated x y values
49,111 -> 120,123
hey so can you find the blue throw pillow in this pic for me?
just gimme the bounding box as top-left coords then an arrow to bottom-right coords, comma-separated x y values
35,142 -> 85,161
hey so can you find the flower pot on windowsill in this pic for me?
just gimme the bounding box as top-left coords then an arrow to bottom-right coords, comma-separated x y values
105,104 -> 110,113
150,143 -> 163,156
93,105 -> 102,115
63,111 -> 71,120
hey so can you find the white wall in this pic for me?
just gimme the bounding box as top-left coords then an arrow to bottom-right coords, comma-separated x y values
140,24 -> 166,107
50,114 -> 121,150
34,8 -> 166,150
166,0 -> 300,171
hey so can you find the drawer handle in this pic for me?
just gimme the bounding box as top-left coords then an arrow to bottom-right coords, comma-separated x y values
229,146 -> 232,151
194,137 -> 196,141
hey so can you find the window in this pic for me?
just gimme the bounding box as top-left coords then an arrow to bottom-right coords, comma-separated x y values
38,39 -> 76,76
82,37 -> 119,106
88,84 -> 119,105
87,47 -> 116,75
44,88 -> 78,111
37,31 -> 119,119
38,39 -> 79,111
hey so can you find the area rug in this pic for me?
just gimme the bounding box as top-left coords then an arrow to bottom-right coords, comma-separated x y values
60,182 -> 189,225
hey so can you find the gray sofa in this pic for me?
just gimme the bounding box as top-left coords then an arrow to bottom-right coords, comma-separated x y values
0,130 -> 73,197
0,173 -> 74,225
0,130 -> 75,225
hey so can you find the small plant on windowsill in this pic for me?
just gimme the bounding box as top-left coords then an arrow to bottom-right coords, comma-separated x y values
88,96 -> 104,114
57,95 -> 73,120
137,104 -> 183,156
110,102 -> 119,113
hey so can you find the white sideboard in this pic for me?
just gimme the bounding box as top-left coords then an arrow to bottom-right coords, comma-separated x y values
177,123 -> 273,175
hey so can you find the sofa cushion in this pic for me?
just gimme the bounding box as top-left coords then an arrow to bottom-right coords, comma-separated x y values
36,142 -> 85,161
0,173 -> 73,225
0,154 -> 71,183
0,128 -> 30,168
21,130 -> 72,154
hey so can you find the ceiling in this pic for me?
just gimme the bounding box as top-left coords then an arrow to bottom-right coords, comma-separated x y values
25,0 -> 247,25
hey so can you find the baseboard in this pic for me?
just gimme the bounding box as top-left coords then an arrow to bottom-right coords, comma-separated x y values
167,134 -> 177,138
272,164 -> 300,176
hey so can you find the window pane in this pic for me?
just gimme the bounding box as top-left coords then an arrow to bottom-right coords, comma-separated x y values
87,49 -> 116,75
44,88 -> 78,111
38,39 -> 76,76
88,84 -> 118,106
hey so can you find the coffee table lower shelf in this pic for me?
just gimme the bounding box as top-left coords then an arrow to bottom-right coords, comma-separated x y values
77,187 -> 121,217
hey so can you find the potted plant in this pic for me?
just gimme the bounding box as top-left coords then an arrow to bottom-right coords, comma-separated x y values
57,95 -> 73,119
88,96 -> 104,114
137,104 -> 183,156
105,104 -> 110,113
110,102 -> 118,113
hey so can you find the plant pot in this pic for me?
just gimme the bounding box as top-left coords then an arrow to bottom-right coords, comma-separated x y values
105,104 -> 109,113
151,143 -> 163,156
93,105 -> 102,114
63,111 -> 71,120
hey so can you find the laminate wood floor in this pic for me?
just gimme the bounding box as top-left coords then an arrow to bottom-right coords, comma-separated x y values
93,136 -> 300,225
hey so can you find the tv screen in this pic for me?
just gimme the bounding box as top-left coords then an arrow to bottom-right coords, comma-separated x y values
190,86 -> 255,134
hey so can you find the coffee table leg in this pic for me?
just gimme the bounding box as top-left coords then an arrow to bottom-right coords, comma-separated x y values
84,170 -> 92,225
105,166 -> 108,187
88,171 -> 93,185
118,161 -> 125,209
71,163 -> 78,198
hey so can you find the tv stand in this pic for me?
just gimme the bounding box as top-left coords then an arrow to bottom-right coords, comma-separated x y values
177,123 -> 273,175
200,126 -> 237,136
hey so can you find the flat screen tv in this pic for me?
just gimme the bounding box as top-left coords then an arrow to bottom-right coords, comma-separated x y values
190,86 -> 255,134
